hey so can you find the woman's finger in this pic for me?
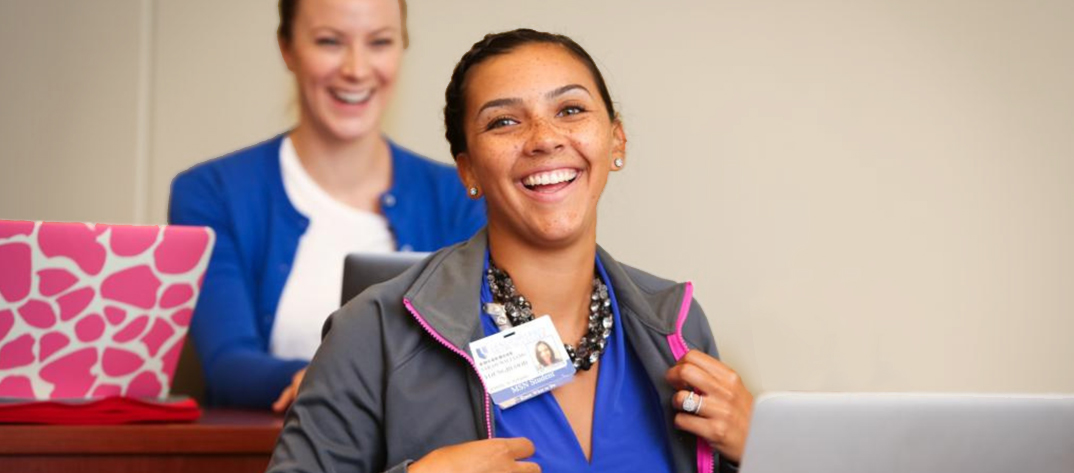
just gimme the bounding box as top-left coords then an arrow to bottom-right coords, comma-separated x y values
674,411 -> 747,463
674,389 -> 717,417
502,437 -> 536,459
292,368 -> 307,387
672,392 -> 753,464
272,387 -> 294,413
674,411 -> 728,442
680,350 -> 742,387
273,378 -> 303,413
666,362 -> 733,400
514,460 -> 542,473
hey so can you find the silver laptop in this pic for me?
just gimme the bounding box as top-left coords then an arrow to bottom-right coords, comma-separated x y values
340,252 -> 429,306
740,392 -> 1074,473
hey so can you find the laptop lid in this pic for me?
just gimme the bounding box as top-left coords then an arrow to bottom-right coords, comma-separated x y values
740,392 -> 1074,473
0,220 -> 215,400
340,252 -> 428,306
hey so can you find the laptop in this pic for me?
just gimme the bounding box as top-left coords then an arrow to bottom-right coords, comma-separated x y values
0,220 -> 215,400
340,252 -> 428,306
740,392 -> 1074,473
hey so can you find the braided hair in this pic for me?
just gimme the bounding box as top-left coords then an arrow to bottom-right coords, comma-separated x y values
443,28 -> 617,159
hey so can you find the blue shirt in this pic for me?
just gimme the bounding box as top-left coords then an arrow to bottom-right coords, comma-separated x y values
168,133 -> 485,408
480,254 -> 675,472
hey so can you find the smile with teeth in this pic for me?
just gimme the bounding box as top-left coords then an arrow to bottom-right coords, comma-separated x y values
522,168 -> 579,189
331,88 -> 373,105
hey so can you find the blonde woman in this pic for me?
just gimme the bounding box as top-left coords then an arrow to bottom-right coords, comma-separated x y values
168,0 -> 484,410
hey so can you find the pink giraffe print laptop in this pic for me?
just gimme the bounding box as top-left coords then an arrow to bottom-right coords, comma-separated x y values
0,220 -> 214,400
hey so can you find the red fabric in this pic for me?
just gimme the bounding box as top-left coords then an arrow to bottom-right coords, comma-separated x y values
0,396 -> 201,424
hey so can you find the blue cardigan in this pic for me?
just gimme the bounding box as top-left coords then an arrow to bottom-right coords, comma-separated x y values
168,134 -> 486,408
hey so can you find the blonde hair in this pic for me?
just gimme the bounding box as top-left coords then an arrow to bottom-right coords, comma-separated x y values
278,0 -> 409,48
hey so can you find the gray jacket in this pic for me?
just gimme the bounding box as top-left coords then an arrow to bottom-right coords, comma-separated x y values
268,230 -> 732,472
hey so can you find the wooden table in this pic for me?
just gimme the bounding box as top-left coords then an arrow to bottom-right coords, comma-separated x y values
0,409 -> 282,473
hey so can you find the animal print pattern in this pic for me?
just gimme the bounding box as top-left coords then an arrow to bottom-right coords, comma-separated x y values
0,221 -> 213,399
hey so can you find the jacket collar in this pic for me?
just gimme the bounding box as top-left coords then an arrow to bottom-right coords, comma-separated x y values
403,229 -> 701,471
403,228 -> 687,352
595,246 -> 686,335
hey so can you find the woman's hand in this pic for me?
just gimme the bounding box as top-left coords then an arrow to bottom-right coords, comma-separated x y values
665,350 -> 754,463
272,367 -> 307,413
409,438 -> 540,473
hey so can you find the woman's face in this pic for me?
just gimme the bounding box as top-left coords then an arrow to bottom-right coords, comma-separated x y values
280,0 -> 404,142
457,43 -> 626,249
537,343 -> 554,366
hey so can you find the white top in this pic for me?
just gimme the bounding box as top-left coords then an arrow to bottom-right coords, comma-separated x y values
271,137 -> 395,360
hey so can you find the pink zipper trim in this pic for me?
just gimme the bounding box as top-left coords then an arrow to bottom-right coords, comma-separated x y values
667,281 -> 695,360
403,298 -> 493,440
666,282 -> 716,473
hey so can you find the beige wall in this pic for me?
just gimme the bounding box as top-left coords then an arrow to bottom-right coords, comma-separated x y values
149,0 -> 293,221
2,0 -> 1073,394
0,0 -> 149,223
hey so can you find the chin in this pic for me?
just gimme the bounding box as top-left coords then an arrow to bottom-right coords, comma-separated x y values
313,104 -> 383,142
324,121 -> 377,142
525,221 -> 589,248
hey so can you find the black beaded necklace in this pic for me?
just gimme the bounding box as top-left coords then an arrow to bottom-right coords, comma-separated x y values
484,260 -> 613,371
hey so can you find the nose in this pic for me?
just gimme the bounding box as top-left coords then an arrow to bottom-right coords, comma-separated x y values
340,44 -> 371,80
524,118 -> 566,156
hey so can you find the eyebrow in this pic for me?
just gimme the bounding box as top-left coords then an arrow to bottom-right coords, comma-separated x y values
367,26 -> 398,37
546,84 -> 591,100
475,97 -> 522,117
309,26 -> 398,37
474,84 -> 593,117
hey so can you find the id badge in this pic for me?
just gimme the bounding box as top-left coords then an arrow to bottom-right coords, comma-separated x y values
469,316 -> 577,409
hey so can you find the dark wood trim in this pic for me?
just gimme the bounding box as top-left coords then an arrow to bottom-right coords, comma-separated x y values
0,409 -> 282,455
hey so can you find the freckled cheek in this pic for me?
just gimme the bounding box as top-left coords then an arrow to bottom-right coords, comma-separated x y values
568,123 -> 610,152
473,139 -> 525,162
570,136 -> 608,163
470,148 -> 517,183
570,136 -> 592,149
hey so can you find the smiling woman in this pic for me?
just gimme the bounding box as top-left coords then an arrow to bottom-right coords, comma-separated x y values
166,0 -> 485,411
268,29 -> 753,473
451,39 -> 625,251
277,0 -> 406,144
